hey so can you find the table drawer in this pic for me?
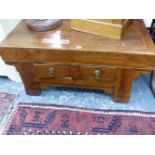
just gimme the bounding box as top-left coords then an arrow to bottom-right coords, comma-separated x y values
34,63 -> 69,79
78,65 -> 116,81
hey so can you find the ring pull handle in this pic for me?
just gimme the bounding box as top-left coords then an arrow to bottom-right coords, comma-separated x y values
48,67 -> 55,77
94,69 -> 101,80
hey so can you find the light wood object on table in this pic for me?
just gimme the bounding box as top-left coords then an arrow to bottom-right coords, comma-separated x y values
0,19 -> 155,103
70,19 -> 131,40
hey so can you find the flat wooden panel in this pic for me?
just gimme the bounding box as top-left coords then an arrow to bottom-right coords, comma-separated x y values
38,78 -> 114,89
94,19 -> 126,24
0,20 -> 154,54
94,19 -> 113,23
78,65 -> 116,81
40,82 -> 113,94
70,19 -> 124,39
34,63 -> 69,79
112,19 -> 126,24
3,49 -> 155,70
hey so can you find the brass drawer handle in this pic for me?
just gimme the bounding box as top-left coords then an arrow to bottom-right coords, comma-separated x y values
48,67 -> 55,77
94,69 -> 101,80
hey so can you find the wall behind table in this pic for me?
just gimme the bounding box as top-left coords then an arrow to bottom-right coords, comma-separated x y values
0,19 -> 21,36
144,19 -> 153,27
0,19 -> 22,82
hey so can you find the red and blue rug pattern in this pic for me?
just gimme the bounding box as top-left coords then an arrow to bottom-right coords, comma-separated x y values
0,92 -> 16,123
3,103 -> 155,135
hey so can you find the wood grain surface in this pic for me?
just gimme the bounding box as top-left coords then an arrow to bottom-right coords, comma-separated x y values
0,19 -> 155,103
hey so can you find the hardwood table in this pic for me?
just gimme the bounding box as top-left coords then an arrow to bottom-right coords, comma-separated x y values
0,19 -> 155,103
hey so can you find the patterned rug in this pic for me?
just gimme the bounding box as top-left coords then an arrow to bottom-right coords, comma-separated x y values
3,103 -> 155,135
0,92 -> 16,123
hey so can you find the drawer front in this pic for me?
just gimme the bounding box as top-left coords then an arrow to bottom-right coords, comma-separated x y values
34,63 -> 69,79
34,63 -> 116,94
78,65 -> 116,81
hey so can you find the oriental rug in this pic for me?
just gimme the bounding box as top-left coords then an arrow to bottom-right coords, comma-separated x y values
0,92 -> 16,123
3,103 -> 155,135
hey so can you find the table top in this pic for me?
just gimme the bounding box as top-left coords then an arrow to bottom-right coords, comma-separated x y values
0,19 -> 155,55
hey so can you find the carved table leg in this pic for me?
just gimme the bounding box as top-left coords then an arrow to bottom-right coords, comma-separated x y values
150,69 -> 155,97
114,69 -> 134,103
18,62 -> 41,95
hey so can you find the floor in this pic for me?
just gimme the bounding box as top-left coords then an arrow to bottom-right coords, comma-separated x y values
0,74 -> 155,112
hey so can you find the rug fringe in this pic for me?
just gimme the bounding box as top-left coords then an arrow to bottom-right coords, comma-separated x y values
18,103 -> 155,118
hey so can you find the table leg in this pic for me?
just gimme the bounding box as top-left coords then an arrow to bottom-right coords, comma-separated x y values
114,69 -> 134,103
18,62 -> 41,95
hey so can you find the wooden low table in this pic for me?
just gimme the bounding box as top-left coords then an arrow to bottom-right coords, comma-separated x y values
0,19 -> 155,103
